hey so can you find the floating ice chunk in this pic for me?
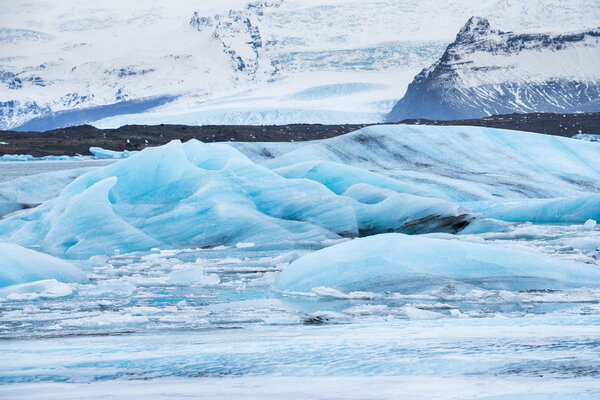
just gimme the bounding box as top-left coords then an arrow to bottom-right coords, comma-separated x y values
584,219 -> 597,229
89,147 -> 138,159
401,306 -> 445,320
0,154 -> 87,161
312,286 -> 349,299
168,267 -> 220,285
343,304 -> 388,315
235,242 -> 255,248
61,313 -> 149,328
273,233 -> 600,294
0,279 -> 72,300
0,242 -> 87,287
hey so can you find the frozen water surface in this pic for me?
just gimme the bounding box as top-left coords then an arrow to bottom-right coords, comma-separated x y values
1,125 -> 600,398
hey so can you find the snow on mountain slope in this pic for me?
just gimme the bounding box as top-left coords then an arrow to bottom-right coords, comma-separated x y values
1,0 -> 599,130
388,17 -> 600,121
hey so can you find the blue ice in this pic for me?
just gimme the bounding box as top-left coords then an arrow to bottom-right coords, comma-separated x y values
0,137 -> 482,258
464,194 -> 600,223
273,233 -> 600,294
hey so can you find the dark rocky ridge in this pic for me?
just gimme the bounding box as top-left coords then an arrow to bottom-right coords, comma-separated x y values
1,112 -> 599,157
0,124 -> 368,157
400,112 -> 600,138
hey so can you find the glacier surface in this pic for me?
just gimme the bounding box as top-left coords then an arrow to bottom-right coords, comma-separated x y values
3,0 -> 600,129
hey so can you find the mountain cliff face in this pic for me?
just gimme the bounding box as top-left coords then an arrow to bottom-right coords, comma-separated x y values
388,17 -> 600,121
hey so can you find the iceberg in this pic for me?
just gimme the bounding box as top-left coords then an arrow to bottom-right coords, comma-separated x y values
236,125 -> 600,201
0,138 -> 481,258
2,124 -> 600,258
89,147 -> 138,159
0,242 -> 87,287
272,233 -> 600,294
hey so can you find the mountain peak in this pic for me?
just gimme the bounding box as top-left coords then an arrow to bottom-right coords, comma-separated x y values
457,16 -> 491,39
387,19 -> 600,122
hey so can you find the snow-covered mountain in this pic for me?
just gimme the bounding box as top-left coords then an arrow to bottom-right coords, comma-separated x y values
388,17 -> 600,121
1,0 -> 600,130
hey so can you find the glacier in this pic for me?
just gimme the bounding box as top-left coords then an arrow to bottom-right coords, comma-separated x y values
272,233 -> 600,294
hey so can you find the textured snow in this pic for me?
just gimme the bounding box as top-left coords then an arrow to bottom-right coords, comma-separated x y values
0,242 -> 87,287
3,0 -> 599,129
273,233 -> 600,294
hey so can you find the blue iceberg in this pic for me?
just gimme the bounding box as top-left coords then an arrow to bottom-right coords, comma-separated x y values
2,124 -> 600,258
273,233 -> 600,294
0,139 -> 477,258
